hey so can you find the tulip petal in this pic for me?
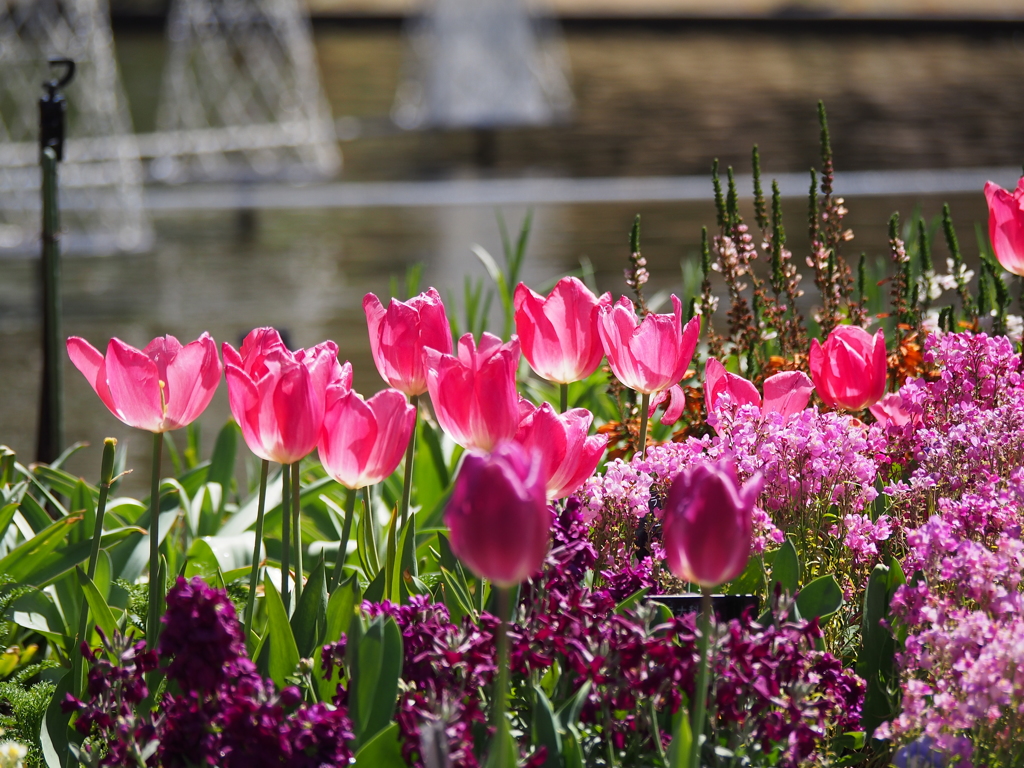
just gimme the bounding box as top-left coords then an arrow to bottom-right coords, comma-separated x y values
67,337 -> 116,414
162,333 -> 222,429
762,370 -> 814,417
105,338 -> 164,432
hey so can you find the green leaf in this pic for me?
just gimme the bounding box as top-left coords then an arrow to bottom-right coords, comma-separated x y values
727,554 -> 765,596
483,712 -> 518,768
364,565 -> 386,604
352,722 -> 406,768
291,556 -> 328,658
393,512 -> 417,604
9,588 -> 66,640
419,421 -> 450,490
562,724 -> 584,768
32,465 -> 98,504
347,615 -> 403,748
325,573 -> 361,644
207,421 -> 239,509
0,514 -> 83,582
40,670 -> 73,768
614,587 -> 649,616
357,501 -> 381,577
531,684 -> 562,768
859,564 -> 900,739
439,566 -> 476,623
383,509 -> 398,603
76,566 -> 118,640
666,704 -> 693,768
769,538 -> 800,598
30,526 -> 140,587
556,681 -> 592,730
263,576 -> 300,689
796,574 -> 844,623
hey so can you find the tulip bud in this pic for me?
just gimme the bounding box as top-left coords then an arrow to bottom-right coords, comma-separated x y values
597,295 -> 700,395
809,325 -> 887,411
514,402 -> 607,500
984,178 -> 1024,277
661,459 -> 763,589
513,277 -> 611,385
444,444 -> 550,587
364,288 -> 453,396
67,333 -> 221,434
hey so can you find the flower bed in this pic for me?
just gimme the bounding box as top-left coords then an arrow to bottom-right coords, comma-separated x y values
2,111 -> 1024,768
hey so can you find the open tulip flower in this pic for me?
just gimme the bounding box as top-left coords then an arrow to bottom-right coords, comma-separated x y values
513,277 -> 612,385
223,328 -> 345,465
661,459 -> 764,589
809,325 -> 887,412
984,177 -> 1024,276
424,332 -> 521,452
364,288 -> 452,396
704,358 -> 815,418
318,387 -> 415,490
67,333 -> 222,433
597,295 -> 700,395
445,442 -> 550,588
515,402 -> 607,500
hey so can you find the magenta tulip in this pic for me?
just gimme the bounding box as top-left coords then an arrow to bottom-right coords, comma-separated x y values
319,387 -> 415,490
445,443 -> 550,587
424,333 -> 521,452
809,325 -> 887,411
364,288 -> 453,396
223,328 -> 345,465
661,459 -> 763,588
984,178 -> 1024,277
515,402 -> 607,500
513,277 -> 612,385
67,333 -> 221,433
597,295 -> 700,395
869,392 -> 917,427
703,358 -> 761,413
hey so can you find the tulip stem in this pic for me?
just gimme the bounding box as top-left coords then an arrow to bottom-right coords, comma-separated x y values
281,463 -> 291,614
331,487 -> 357,592
72,438 -> 116,699
399,394 -> 419,528
147,431 -> 164,650
243,459 -> 270,650
638,392 -> 651,459
491,586 -> 512,768
559,383 -> 568,413
292,461 -> 303,606
689,588 -> 713,768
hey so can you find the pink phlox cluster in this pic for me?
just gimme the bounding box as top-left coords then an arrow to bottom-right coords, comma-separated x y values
830,513 -> 893,564
881,516 -> 1024,763
581,456 -> 656,523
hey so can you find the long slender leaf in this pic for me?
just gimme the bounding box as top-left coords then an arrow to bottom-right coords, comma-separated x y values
262,576 -> 300,689
76,566 -> 118,640
291,556 -> 328,658
0,514 -> 82,582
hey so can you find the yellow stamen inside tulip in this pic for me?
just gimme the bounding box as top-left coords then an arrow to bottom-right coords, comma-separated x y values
159,380 -> 167,416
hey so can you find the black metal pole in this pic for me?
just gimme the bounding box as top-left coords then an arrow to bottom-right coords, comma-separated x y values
36,58 -> 74,465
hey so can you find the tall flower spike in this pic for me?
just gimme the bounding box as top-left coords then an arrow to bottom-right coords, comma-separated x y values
67,333 -> 221,433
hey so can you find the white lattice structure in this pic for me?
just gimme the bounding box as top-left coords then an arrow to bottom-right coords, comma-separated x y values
151,0 -> 340,183
0,0 -> 151,255
392,0 -> 573,131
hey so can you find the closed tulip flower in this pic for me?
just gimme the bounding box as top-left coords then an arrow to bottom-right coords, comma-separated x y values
223,328 -> 345,465
662,459 -> 763,588
513,277 -> 611,385
809,325 -> 887,411
424,333 -> 521,452
364,288 -> 453,396
515,402 -> 607,500
984,178 -> 1024,276
445,443 -> 550,587
597,295 -> 700,395
67,333 -> 221,433
318,386 -> 415,490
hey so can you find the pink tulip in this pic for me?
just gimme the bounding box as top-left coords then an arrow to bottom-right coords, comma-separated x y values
649,384 -> 686,425
597,295 -> 700,395
662,459 -> 763,588
809,326 -> 887,411
67,333 -> 221,433
513,277 -> 612,385
445,443 -> 550,587
703,358 -> 761,413
515,402 -> 607,500
318,387 -> 415,490
761,370 -> 814,417
424,333 -> 520,452
869,392 -> 917,428
223,328 -> 345,465
984,178 -> 1024,277
364,288 -> 453,396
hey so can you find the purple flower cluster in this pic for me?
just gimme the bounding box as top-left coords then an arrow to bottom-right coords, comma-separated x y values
67,578 -> 354,768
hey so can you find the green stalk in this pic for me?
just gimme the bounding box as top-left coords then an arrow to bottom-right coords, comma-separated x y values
280,463 -> 291,613
147,431 -> 164,649
638,392 -> 651,459
292,461 -> 302,605
243,459 -> 270,649
493,586 -> 512,768
689,588 -> 713,768
559,382 -> 569,414
331,487 -> 357,592
72,438 -> 116,697
399,394 -> 419,528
